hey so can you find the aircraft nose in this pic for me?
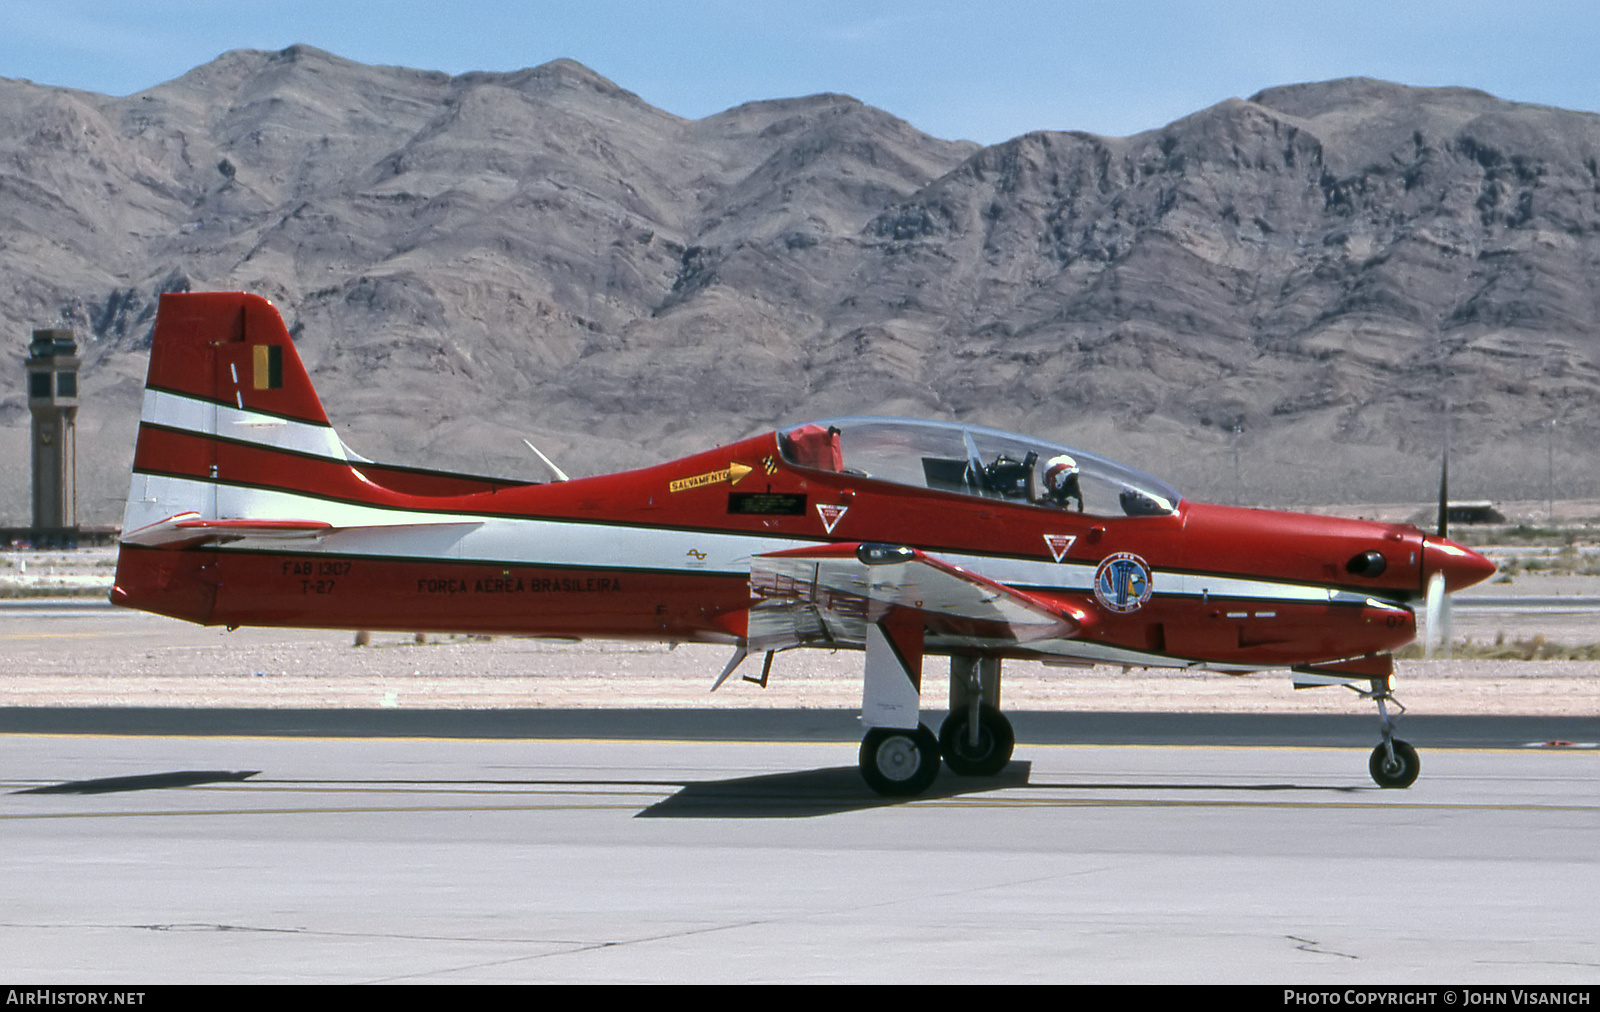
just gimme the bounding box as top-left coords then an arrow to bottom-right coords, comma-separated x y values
1421,537 -> 1496,592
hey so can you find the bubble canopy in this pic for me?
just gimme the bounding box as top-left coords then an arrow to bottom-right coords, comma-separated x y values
779,417 -> 1181,518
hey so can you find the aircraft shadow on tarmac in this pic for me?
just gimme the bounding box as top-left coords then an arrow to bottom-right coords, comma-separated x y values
637,763 -> 1037,818
637,763 -> 1372,818
15,770 -> 261,795
11,765 -> 1368,810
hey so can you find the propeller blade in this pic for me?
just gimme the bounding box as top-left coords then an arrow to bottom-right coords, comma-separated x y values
1441,588 -> 1454,660
1423,570 -> 1447,659
1436,450 -> 1449,539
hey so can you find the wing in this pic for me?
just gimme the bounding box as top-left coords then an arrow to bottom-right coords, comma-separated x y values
746,542 -> 1081,653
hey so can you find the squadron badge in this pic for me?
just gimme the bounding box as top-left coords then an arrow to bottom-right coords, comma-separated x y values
1093,552 -> 1153,613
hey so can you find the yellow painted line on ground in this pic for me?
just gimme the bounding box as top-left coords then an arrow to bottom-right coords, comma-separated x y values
4,785 -> 678,798
914,797 -> 1600,812
0,803 -> 650,820
0,733 -> 861,747
4,794 -> 1597,821
213,785 -> 674,798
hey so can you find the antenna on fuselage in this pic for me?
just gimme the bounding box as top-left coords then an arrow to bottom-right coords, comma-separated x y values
522,438 -> 570,483
1436,410 -> 1451,540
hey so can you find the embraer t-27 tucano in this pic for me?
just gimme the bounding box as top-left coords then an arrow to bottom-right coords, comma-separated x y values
113,293 -> 1496,795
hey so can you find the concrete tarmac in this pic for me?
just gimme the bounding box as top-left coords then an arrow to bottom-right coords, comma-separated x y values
3,602 -> 1599,982
2,724 -> 1598,984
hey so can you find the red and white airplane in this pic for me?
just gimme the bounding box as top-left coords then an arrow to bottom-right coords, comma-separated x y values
113,292 -> 1496,795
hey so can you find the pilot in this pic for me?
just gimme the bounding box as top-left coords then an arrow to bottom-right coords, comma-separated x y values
1042,454 -> 1083,511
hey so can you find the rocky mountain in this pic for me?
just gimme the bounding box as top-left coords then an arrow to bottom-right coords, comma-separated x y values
1,48 -> 1596,525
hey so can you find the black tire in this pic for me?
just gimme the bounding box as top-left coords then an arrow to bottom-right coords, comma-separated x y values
1369,739 -> 1420,788
859,725 -> 941,796
938,705 -> 1016,776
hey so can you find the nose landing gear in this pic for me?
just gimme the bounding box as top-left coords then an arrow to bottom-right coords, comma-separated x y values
1370,738 -> 1421,788
1363,677 -> 1420,788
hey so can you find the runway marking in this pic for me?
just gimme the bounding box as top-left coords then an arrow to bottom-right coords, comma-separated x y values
0,803 -> 654,819
5,783 -> 676,798
913,797 -> 1600,812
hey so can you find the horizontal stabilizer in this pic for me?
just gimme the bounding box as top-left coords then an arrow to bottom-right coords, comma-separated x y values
122,513 -> 332,547
122,511 -> 480,548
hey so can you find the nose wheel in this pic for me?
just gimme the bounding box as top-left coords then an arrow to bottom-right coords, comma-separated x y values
1369,739 -> 1420,788
1363,677 -> 1420,788
859,724 -> 941,796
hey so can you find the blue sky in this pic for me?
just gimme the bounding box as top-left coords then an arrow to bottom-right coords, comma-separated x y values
2,1 -> 1598,144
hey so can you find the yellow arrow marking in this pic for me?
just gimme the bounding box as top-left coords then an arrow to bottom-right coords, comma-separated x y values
669,462 -> 754,493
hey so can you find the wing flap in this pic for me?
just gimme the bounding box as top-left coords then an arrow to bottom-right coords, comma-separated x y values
748,542 -> 1077,652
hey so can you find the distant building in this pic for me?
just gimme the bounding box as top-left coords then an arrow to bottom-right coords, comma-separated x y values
26,328 -> 78,539
1446,501 -> 1506,525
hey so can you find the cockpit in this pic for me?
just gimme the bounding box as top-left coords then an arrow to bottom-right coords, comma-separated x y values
779,417 -> 1180,518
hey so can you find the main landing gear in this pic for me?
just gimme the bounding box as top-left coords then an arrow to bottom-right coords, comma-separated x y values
1364,677 -> 1420,789
857,654 -> 1017,797
939,704 -> 1015,777
859,725 -> 942,796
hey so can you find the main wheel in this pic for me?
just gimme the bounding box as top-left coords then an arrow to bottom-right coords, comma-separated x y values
859,725 -> 941,796
938,705 -> 1015,776
1369,739 -> 1420,788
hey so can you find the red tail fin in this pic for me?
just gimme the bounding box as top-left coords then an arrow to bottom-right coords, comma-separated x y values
115,293 -> 347,623
144,292 -> 330,425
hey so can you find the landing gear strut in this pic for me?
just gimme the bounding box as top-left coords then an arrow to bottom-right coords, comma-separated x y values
940,656 -> 1015,777
1364,677 -> 1420,788
855,649 -> 1019,796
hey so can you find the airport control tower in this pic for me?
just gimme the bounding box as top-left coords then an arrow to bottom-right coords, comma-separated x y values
26,327 -> 79,533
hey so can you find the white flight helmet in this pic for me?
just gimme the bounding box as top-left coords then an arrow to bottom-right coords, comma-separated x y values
1043,454 -> 1079,493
